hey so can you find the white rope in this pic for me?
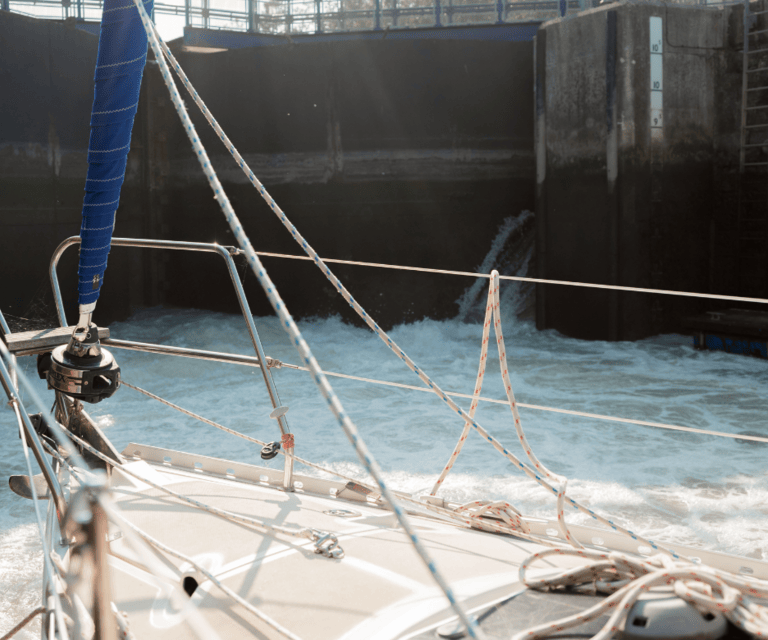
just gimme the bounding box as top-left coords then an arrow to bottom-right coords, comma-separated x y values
455,500 -> 530,535
489,272 -> 582,549
133,8 -> 484,638
490,271 -> 562,485
153,31 -> 689,564
513,547 -> 768,640
430,274 -> 580,547
430,283 -> 492,495
248,251 -> 768,305
120,381 -> 538,539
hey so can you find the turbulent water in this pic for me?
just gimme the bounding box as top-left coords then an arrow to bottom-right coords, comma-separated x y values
2,274 -> 768,637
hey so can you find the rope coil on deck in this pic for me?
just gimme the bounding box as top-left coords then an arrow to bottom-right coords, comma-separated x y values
513,548 -> 768,640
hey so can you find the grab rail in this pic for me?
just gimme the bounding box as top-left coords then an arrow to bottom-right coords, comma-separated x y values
49,236 -> 295,490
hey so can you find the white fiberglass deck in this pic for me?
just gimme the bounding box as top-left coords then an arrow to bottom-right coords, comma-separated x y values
105,444 -> 768,640
107,444 -> 572,640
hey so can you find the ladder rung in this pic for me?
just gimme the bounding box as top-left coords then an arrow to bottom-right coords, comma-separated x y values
749,28 -> 768,36
746,123 -> 768,128
744,161 -> 768,166
746,47 -> 768,55
747,86 -> 768,91
749,9 -> 768,15
743,142 -> 768,147
747,66 -> 768,73
745,105 -> 768,110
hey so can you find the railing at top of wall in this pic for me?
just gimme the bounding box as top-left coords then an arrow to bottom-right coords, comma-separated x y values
2,0 -> 740,42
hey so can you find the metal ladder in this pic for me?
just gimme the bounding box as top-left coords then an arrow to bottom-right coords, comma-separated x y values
739,0 -> 768,297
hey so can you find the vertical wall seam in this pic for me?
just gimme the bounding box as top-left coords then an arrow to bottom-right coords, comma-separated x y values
606,9 -> 619,340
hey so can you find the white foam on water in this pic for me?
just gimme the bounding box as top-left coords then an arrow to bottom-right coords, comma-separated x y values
1,304 -> 767,632
0,524 -> 44,639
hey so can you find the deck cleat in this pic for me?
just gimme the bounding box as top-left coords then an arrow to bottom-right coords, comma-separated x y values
45,314 -> 120,404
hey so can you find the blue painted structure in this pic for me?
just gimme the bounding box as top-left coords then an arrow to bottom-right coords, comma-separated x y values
693,334 -> 768,359
684,309 -> 768,360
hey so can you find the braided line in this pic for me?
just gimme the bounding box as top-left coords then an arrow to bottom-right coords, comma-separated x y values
514,548 -> 768,640
121,381 -> 560,543
128,8 -> 485,638
153,28 -> 684,563
430,284 -> 493,495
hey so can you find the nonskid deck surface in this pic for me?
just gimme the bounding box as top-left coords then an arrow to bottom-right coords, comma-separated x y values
105,444 -> 768,640
106,444 -> 580,640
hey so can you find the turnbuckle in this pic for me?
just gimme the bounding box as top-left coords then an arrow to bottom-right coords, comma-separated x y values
311,530 -> 344,559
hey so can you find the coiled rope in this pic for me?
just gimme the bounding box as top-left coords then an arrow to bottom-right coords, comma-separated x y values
152,24 -> 684,563
513,548 -> 768,640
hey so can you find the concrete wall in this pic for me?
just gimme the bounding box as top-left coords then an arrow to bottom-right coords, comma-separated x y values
147,37 -> 535,326
535,1 -> 746,340
1,13 -> 535,329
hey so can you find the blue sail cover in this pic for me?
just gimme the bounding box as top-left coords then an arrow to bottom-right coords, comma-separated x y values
78,0 -> 153,308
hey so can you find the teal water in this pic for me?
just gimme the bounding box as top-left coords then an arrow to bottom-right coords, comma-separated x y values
1,303 -> 767,637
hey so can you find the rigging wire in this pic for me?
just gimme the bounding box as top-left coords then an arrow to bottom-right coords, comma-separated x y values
119,380 -> 545,540
0,345 -> 70,640
284,367 -> 768,444
249,250 -> 768,306
129,7 -> 486,638
153,28 -> 688,564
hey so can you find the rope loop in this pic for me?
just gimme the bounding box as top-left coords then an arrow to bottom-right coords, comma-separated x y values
514,547 -> 768,640
456,500 -> 531,535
